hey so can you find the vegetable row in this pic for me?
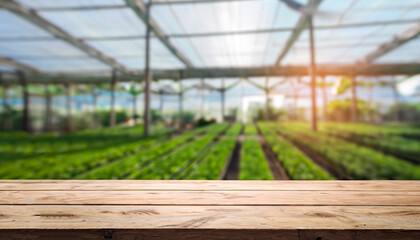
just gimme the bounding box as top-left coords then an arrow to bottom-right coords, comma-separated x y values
259,122 -> 333,180
276,122 -> 420,180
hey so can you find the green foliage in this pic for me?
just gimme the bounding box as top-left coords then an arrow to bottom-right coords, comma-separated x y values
62,110 -> 129,131
171,111 -> 196,124
327,99 -> 371,122
226,123 -> 243,136
6,120 -> 419,181
151,109 -> 163,122
276,122 -> 420,180
259,122 -> 333,180
335,77 -> 391,95
80,126 -> 210,179
128,84 -> 143,96
131,134 -> 215,179
129,124 -> 228,179
0,127 -> 155,179
187,137 -> 236,180
240,138 -> 273,180
386,103 -> 420,122
0,106 -> 23,131
97,110 -> 128,127
244,124 -> 257,135
320,122 -> 420,163
254,106 -> 286,121
26,84 -> 64,96
336,77 -> 352,95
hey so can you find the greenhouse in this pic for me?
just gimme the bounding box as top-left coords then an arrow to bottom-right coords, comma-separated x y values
0,0 -> 420,239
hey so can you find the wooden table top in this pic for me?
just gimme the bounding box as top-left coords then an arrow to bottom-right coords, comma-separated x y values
1,180 -> 420,240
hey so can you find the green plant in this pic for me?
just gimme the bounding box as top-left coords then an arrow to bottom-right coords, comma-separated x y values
226,123 -> 242,136
240,138 -> 273,180
244,124 -> 258,135
80,125 -> 212,179
129,124 -> 228,179
171,111 -> 196,124
275,122 -> 420,180
259,122 -> 333,180
320,122 -> 420,164
186,137 -> 236,180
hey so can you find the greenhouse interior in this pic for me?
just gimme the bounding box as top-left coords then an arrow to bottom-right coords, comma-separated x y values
0,0 -> 420,181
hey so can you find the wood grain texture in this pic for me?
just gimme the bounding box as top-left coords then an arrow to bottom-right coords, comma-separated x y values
2,190 -> 420,205
1,180 -> 419,239
1,206 -> 420,229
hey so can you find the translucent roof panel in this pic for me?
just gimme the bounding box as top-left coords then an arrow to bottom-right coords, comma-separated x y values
315,0 -> 420,26
152,0 -> 302,34
283,21 -> 420,65
282,0 -> 420,65
0,10 -> 111,73
376,36 -> 420,64
171,32 -> 291,67
152,0 -> 303,67
16,0 -> 125,9
37,8 -> 146,38
0,10 -> 51,38
0,40 -> 88,58
15,58 -> 111,73
87,38 -> 184,69
1,0 -> 419,75
0,65 -> 16,72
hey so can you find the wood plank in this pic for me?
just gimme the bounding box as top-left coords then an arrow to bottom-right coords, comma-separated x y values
298,230 -> 420,240
1,190 -> 420,205
1,180 -> 419,191
0,206 -> 419,230
0,229 -> 298,240
1,229 -> 420,240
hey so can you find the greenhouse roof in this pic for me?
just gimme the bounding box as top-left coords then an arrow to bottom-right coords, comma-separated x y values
0,0 -> 420,84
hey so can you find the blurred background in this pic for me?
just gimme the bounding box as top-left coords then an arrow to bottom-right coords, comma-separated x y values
0,0 -> 420,180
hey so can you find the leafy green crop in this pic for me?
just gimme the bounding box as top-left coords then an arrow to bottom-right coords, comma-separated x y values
240,138 -> 273,180
187,137 -> 237,180
276,122 -> 420,180
320,122 -> 420,163
129,124 -> 229,180
259,123 -> 333,180
244,124 -> 258,135
0,138 -> 157,179
226,123 -> 242,136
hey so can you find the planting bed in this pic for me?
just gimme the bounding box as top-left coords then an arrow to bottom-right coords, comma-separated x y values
2,122 -> 420,180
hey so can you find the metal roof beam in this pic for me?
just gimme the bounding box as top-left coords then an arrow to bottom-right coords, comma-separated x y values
2,63 -> 420,84
359,23 -> 420,64
34,5 -> 127,12
125,0 -> 194,68
275,0 -> 323,65
0,0 -> 133,75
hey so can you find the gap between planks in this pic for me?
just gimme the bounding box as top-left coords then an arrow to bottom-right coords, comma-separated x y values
1,190 -> 420,205
1,180 -> 420,191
